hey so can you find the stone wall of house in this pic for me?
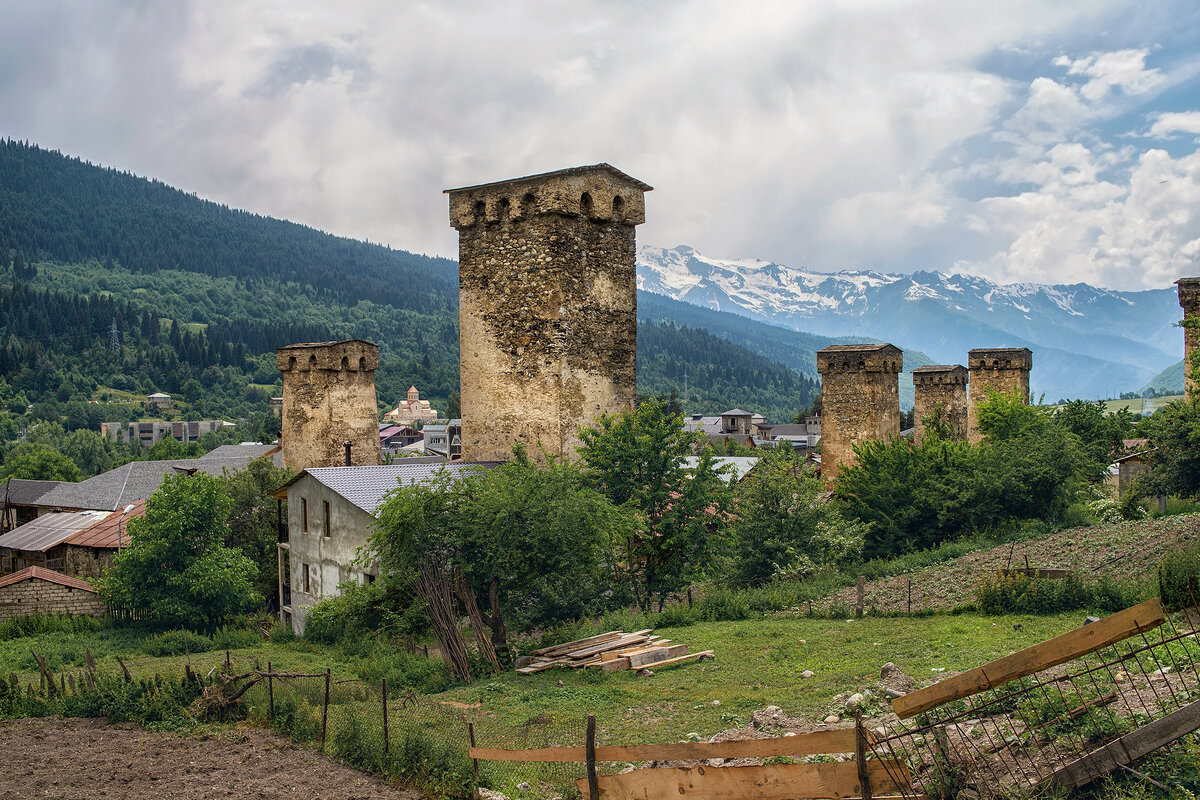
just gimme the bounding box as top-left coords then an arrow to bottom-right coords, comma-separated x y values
967,348 -> 1033,443
816,344 -> 902,480
276,340 -> 382,471
62,546 -> 114,580
0,579 -> 106,621
912,365 -> 969,444
1179,278 -> 1200,400
448,165 -> 650,463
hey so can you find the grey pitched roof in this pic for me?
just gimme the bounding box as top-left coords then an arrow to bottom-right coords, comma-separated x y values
761,423 -> 809,437
720,409 -> 753,417
199,443 -> 281,462
683,456 -> 760,483
2,478 -> 70,505
33,454 -> 274,512
0,510 -> 112,552
300,460 -> 499,515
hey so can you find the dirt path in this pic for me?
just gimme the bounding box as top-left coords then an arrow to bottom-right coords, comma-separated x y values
0,716 -> 422,800
824,513 -> 1200,614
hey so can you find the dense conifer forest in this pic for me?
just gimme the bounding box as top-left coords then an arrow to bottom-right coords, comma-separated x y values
0,140 -> 822,439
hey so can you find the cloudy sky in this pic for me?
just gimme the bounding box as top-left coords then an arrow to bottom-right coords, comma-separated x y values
3,1 -> 1200,291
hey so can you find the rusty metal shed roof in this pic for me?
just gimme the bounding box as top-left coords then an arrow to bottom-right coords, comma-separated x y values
65,501 -> 146,549
0,566 -> 96,593
0,511 -> 112,552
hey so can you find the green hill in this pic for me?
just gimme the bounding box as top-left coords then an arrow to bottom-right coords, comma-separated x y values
0,140 -> 824,428
1141,359 -> 1185,396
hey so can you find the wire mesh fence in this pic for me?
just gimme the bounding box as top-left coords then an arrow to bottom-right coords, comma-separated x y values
870,605 -> 1200,799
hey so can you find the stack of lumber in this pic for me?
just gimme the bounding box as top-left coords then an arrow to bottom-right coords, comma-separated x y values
515,630 -> 714,675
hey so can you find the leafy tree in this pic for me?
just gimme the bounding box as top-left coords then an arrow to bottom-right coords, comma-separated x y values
578,397 -> 731,610
836,392 -> 1088,559
145,437 -> 203,461
100,472 -> 259,628
0,445 -> 81,481
1052,399 -> 1134,481
372,449 -> 631,669
1137,398 -> 1200,500
724,447 -> 826,585
221,458 -> 293,605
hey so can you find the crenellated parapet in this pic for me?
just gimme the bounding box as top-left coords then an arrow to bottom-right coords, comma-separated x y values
967,347 -> 1033,443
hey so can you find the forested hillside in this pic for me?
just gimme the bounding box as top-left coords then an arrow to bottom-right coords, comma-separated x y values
0,140 -> 822,446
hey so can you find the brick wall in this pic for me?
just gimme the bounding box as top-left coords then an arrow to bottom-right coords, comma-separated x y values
0,579 -> 107,621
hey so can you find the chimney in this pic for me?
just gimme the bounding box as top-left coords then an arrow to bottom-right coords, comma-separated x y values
343,440 -> 352,467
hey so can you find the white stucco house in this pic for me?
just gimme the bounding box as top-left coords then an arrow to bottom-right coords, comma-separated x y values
272,457 -> 493,634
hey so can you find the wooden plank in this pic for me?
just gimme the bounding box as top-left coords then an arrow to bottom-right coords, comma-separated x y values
617,641 -> 671,656
566,630 -> 654,660
1039,697 -> 1200,791
601,657 -> 631,673
893,599 -> 1164,719
470,727 -> 861,763
575,760 -> 911,800
531,631 -> 624,657
629,645 -> 689,668
642,650 -> 714,669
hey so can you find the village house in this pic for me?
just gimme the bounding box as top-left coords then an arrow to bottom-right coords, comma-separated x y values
382,386 -> 439,425
272,458 -> 494,634
146,392 -> 172,410
423,419 -> 462,460
0,566 -> 107,622
379,424 -> 422,456
0,502 -> 144,579
1,478 -> 70,532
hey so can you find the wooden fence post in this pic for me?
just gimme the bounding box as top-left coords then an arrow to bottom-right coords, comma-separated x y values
321,668 -> 331,750
586,714 -> 599,800
855,576 -> 865,618
469,721 -> 479,788
855,713 -> 872,800
267,661 -> 274,722
907,580 -> 912,614
382,678 -> 389,756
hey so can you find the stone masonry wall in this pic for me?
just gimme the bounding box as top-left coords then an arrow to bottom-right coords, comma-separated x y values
817,344 -> 902,481
967,348 -> 1033,444
448,165 -> 649,463
0,580 -> 106,622
277,340 -> 382,471
912,365 -> 969,444
1179,278 -> 1200,400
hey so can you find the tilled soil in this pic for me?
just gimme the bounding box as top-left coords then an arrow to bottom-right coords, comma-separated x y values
0,716 -> 422,800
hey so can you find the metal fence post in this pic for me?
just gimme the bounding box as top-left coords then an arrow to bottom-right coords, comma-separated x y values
382,677 -> 389,756
321,668 -> 331,750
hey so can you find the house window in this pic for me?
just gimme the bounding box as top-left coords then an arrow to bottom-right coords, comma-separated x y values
301,498 -> 308,533
303,563 -> 311,594
364,573 -> 376,585
323,501 -> 331,538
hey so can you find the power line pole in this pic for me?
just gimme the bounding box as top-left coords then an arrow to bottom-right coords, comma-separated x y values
109,319 -> 120,353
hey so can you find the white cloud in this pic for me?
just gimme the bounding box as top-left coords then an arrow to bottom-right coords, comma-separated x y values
1148,111 -> 1200,138
1054,48 -> 1164,102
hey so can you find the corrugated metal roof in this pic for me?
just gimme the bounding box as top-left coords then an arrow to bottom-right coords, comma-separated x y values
65,501 -> 146,548
683,456 -> 760,483
303,461 -> 498,515
0,566 -> 97,593
0,511 -> 112,552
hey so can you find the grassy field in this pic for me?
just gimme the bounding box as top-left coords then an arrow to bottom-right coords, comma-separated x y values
1045,396 -> 1183,416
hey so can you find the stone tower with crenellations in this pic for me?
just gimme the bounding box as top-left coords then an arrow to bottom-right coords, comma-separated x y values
1179,278 -> 1200,400
276,339 -> 382,471
816,343 -> 902,480
446,164 -> 652,463
912,365 -> 969,444
966,347 -> 1033,443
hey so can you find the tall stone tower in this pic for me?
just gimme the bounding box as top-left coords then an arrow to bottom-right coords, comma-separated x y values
446,164 -> 652,463
816,344 -> 903,480
276,340 -> 382,471
1179,278 -> 1200,400
912,365 -> 969,444
966,347 -> 1033,443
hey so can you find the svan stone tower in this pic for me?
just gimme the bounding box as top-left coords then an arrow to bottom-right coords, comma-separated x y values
966,347 -> 1033,443
276,340 -> 382,471
912,365 -> 968,444
816,343 -> 902,480
446,164 -> 652,462
1179,278 -> 1200,400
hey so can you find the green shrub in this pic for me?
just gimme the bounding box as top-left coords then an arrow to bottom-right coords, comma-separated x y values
142,629 -> 214,657
694,589 -> 751,622
1159,544 -> 1200,612
211,623 -> 259,651
976,572 -> 1090,615
386,728 -> 475,799
0,613 -> 105,641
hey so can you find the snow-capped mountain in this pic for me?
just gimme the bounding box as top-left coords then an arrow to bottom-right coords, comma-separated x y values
637,245 -> 1185,401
